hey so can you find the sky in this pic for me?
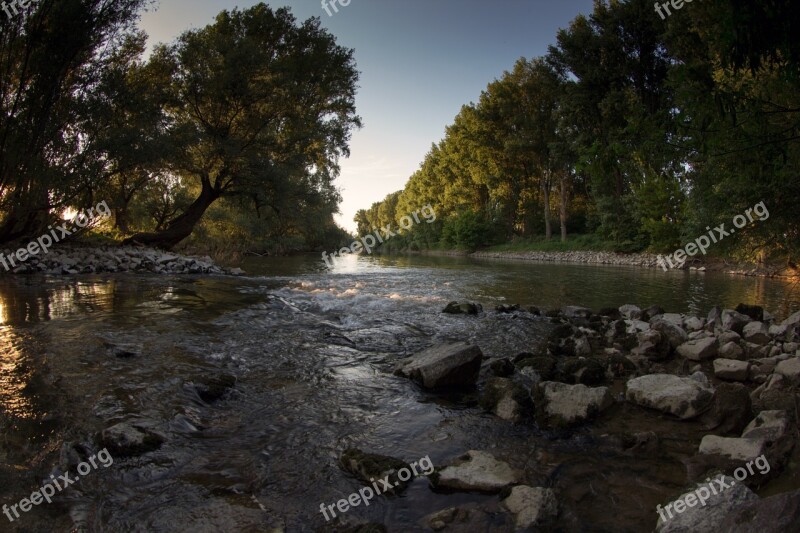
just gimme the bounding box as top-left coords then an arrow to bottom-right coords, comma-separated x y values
139,0 -> 595,232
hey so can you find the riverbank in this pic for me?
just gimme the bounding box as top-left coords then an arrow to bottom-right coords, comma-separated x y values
0,244 -> 245,276
398,249 -> 798,279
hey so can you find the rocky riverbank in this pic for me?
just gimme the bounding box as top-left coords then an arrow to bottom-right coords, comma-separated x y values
333,301 -> 800,531
0,245 -> 245,276
408,249 -> 797,278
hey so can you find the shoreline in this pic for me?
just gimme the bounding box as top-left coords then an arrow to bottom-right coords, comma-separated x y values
395,249 -> 798,279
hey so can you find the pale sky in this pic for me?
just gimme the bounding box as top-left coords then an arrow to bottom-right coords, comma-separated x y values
139,0 -> 594,232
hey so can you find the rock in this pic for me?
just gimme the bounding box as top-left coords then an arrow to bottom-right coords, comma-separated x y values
741,410 -> 790,443
626,373 -> 714,420
655,476 -> 758,532
598,307 -> 622,320
501,486 -> 558,529
479,378 -> 531,422
515,355 -> 557,381
699,382 -> 752,435
769,324 -> 788,338
684,317 -> 705,332
562,306 -> 592,319
626,319 -> 651,333
775,357 -> 800,385
192,374 -> 237,403
736,303 -> 764,322
719,341 -> 745,361
751,374 -> 797,412
722,309 -> 752,334
643,305 -> 666,320
781,310 -> 800,328
676,337 -> 718,361
535,381 -> 613,427
495,304 -> 519,313
489,358 -> 515,377
430,450 -> 521,493
442,301 -> 482,315
707,306 -> 723,325
619,304 -> 642,320
631,330 -> 670,361
100,422 -> 164,457
394,342 -> 483,389
713,359 -> 750,381
560,358 -> 606,385
421,504 -> 509,532
339,449 -> 411,493
718,330 -> 742,345
660,313 -> 684,327
718,489 -> 800,532
699,435 -> 766,461
650,319 -> 689,350
743,322 -> 771,345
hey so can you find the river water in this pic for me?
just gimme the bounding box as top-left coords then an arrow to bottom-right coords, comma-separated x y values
0,254 -> 798,532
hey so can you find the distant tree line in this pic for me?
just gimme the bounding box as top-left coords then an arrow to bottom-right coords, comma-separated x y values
0,1 -> 360,255
357,0 -> 800,263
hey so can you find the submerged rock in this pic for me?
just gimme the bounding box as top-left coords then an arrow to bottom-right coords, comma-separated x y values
339,449 -> 411,493
442,301 -> 482,315
100,421 -> 164,457
394,342 -> 483,389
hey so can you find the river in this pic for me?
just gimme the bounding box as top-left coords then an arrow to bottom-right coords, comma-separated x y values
0,254 -> 798,532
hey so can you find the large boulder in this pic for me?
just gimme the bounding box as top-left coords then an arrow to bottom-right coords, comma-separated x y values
626,373 -> 714,419
650,319 -> 689,350
534,382 -> 613,427
722,309 -> 752,334
775,357 -> 800,385
699,382 -> 752,435
655,476 -> 758,532
631,330 -> 671,361
698,435 -> 767,461
394,342 -> 483,389
713,359 -> 750,382
676,337 -> 718,361
430,450 -> 521,493
718,489 -> 800,532
501,486 -> 558,529
742,322 -> 771,345
719,341 -> 745,361
560,358 -> 606,385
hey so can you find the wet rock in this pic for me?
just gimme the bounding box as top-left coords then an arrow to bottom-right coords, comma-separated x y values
718,488 -> 800,532
631,330 -> 670,361
743,322 -> 771,345
421,503 -> 511,532
751,374 -> 798,412
643,305 -> 665,320
676,337 -> 718,361
719,341 -> 745,361
650,319 -> 688,350
494,304 -> 519,313
394,342 -> 483,389
501,485 -> 558,529
699,382 -> 752,435
655,476 -> 757,532
100,421 -> 164,457
562,306 -> 592,319
713,359 -> 750,382
684,316 -> 705,332
619,304 -> 642,320
489,358 -> 515,377
339,449 -> 411,493
722,309 -> 752,334
442,301 -> 482,315
626,373 -> 714,420
736,303 -> 764,322
775,357 -> 800,385
479,378 -> 531,422
535,381 -> 613,427
560,358 -> 606,385
430,450 -> 522,493
192,374 -> 237,403
515,355 -> 556,381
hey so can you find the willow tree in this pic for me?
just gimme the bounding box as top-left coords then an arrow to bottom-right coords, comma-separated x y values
125,4 -> 360,249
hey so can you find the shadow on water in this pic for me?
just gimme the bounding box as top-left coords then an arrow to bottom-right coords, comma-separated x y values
0,257 -> 797,531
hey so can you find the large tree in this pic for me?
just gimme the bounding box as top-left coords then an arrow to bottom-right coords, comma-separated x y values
124,4 -> 360,249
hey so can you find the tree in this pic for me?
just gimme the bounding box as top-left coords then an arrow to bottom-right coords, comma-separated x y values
124,4 -> 360,249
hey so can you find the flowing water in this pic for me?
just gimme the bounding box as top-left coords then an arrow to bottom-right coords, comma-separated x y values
0,254 -> 798,532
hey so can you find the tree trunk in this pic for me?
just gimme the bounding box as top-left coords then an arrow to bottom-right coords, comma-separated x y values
543,173 -> 552,240
122,179 -> 220,250
559,174 -> 568,242
114,206 -> 130,233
